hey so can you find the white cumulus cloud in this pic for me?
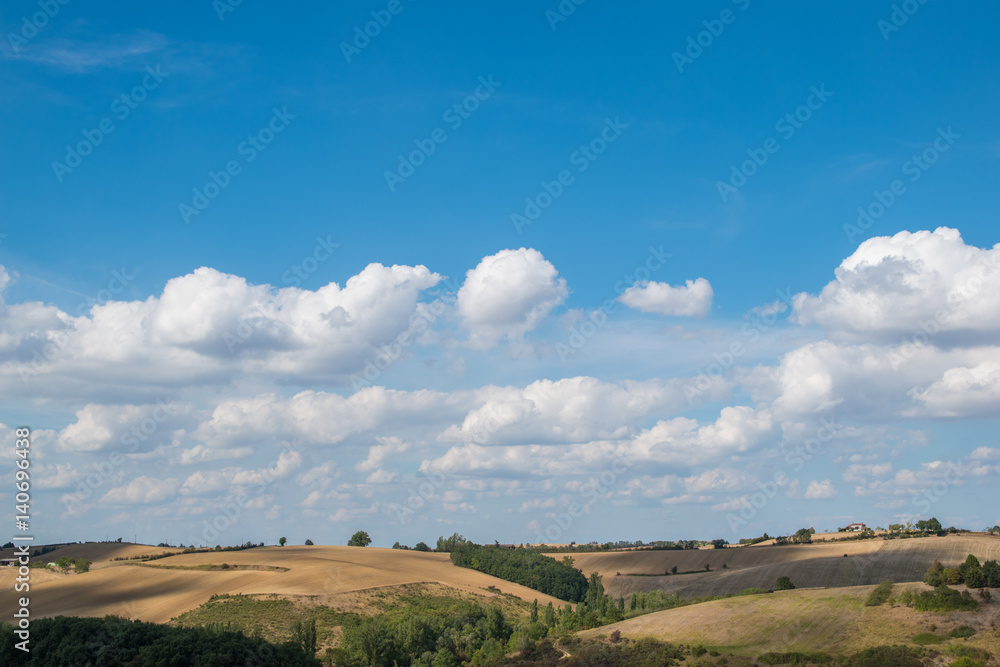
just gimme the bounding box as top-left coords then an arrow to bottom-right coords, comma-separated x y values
457,248 -> 567,349
618,278 -> 713,317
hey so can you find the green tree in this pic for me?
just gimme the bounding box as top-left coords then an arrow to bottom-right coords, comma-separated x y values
278,536 -> 286,547
543,601 -> 555,627
348,616 -> 393,665
585,572 -> 605,607
348,530 -> 372,547
775,576 -> 796,590
793,528 -> 813,544
414,541 -> 430,552
924,560 -> 944,586
304,539 -> 314,545
54,556 -> 74,572
982,559 -> 1000,587
291,618 -> 316,656
671,565 -> 678,574
73,558 -> 91,574
916,517 -> 943,532
435,532 -> 467,552
529,599 -> 538,623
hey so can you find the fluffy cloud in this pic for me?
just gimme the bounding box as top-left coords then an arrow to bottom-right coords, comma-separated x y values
908,361 -> 1000,418
357,437 -> 410,472
422,406 -> 773,476
101,476 -> 179,504
457,248 -> 567,349
57,401 -> 187,452
793,228 -> 1000,343
804,479 -> 837,499
618,278 -> 713,317
193,387 -> 464,449
0,262 -> 441,399
439,377 -> 706,446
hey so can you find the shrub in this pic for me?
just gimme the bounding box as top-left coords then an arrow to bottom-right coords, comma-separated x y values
758,651 -> 833,664
948,644 -> 992,663
775,576 -> 796,590
865,580 -> 893,606
949,658 -> 984,667
911,631 -> 945,645
609,629 -> 621,643
949,625 -> 976,638
846,645 -> 926,666
912,585 -> 978,612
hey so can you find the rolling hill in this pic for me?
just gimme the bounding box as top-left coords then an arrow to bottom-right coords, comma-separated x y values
579,582 -> 1000,658
552,533 -> 1000,600
0,544 -> 566,624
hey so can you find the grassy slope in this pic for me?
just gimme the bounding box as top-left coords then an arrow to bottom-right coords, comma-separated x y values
579,582 -> 1000,658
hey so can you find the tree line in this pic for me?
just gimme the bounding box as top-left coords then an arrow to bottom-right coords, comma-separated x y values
449,543 -> 589,602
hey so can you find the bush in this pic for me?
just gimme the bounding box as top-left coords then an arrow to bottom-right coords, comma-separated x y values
949,625 -> 976,638
911,585 -> 979,612
846,645 -> 926,666
949,659 -> 984,667
911,632 -> 945,645
948,644 -> 992,663
775,576 -> 796,590
865,580 -> 893,606
758,651 -> 832,664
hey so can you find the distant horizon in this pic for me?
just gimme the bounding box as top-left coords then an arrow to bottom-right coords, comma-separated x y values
11,521 -> 999,553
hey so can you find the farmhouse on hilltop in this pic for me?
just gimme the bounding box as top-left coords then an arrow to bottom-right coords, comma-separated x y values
839,522 -> 868,532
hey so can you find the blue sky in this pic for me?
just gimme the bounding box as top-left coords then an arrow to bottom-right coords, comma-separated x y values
1,1 -> 998,548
